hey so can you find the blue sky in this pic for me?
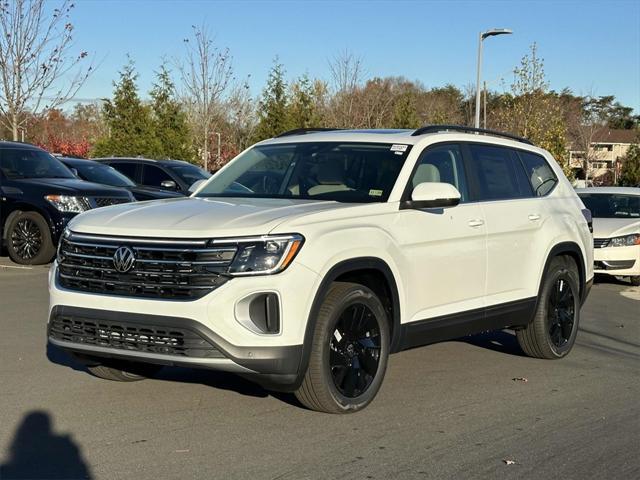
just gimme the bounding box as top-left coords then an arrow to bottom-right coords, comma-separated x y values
67,0 -> 640,111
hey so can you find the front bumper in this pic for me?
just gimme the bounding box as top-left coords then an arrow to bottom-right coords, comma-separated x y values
593,245 -> 640,277
48,260 -> 321,388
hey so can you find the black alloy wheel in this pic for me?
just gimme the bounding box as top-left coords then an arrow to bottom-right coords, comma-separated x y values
329,303 -> 382,398
11,218 -> 43,261
547,278 -> 576,348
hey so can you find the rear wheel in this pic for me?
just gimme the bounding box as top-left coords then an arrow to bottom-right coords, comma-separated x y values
6,211 -> 56,265
517,256 -> 580,359
295,282 -> 390,413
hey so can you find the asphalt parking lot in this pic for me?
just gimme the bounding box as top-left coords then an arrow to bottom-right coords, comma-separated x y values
0,257 -> 638,480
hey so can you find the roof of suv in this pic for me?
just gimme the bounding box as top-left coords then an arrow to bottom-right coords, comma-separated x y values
261,126 -> 535,148
0,141 -> 43,150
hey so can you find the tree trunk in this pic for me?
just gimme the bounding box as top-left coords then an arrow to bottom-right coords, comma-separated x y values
12,112 -> 18,141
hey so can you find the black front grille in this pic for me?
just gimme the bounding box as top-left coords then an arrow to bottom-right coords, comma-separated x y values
594,238 -> 609,248
57,232 -> 235,300
49,314 -> 223,358
93,197 -> 131,208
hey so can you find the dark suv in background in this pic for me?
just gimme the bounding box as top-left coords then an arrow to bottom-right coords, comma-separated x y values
0,142 -> 134,265
59,157 -> 183,201
96,157 -> 210,195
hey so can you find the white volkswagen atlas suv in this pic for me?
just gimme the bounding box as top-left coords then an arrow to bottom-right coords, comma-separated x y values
48,126 -> 594,413
577,187 -> 640,286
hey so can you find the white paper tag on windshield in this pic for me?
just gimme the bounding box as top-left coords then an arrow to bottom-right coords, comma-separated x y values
390,144 -> 408,152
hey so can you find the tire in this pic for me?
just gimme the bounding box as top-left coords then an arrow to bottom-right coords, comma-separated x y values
6,211 -> 56,265
630,276 -> 640,287
80,357 -> 162,382
517,256 -> 580,359
295,282 -> 390,414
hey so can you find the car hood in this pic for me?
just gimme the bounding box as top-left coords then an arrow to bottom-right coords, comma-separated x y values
68,197 -> 353,238
592,217 -> 640,238
13,178 -> 131,197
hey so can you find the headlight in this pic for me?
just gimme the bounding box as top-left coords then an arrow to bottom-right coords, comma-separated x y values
608,234 -> 640,247
212,234 -> 304,276
44,195 -> 91,213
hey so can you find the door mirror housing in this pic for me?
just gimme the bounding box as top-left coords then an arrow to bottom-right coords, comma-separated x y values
160,180 -> 178,190
401,182 -> 461,209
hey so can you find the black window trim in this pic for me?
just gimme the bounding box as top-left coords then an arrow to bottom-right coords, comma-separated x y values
401,141 -> 559,206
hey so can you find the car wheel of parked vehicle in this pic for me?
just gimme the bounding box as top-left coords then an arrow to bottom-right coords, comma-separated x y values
517,256 -> 580,359
85,360 -> 162,382
630,276 -> 640,287
295,282 -> 390,414
6,211 -> 56,265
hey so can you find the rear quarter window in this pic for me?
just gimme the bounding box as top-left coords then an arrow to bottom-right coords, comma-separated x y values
518,151 -> 558,196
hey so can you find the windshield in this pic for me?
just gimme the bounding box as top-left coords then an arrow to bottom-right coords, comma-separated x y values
579,193 -> 640,219
196,142 -> 411,202
168,163 -> 210,186
0,148 -> 75,179
72,162 -> 136,187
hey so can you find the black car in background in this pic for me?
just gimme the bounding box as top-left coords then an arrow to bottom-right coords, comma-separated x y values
0,142 -> 134,265
59,157 -> 183,201
95,157 -> 210,195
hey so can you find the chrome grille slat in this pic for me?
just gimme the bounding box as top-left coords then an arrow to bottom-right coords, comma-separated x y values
594,238 -> 609,248
58,233 -> 233,300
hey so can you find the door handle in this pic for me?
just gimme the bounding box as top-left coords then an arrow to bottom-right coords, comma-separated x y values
468,219 -> 485,227
528,214 -> 541,221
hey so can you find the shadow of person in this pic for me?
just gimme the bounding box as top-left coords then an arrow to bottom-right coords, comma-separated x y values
0,411 -> 92,479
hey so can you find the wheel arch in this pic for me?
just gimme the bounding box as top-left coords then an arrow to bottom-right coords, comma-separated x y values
540,241 -> 588,304
295,257 -> 402,388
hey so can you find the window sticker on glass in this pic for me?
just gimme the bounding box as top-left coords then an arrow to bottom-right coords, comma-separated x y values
369,189 -> 383,197
390,144 -> 408,152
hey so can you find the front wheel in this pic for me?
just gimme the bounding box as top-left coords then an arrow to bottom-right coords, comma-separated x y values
630,276 -> 640,287
6,211 -> 56,265
517,256 -> 580,359
295,282 -> 390,413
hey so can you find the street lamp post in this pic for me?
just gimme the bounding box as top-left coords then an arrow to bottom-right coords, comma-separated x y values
475,28 -> 513,129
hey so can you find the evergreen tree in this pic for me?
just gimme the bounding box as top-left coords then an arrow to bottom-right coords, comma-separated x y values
150,64 -> 194,161
254,60 -> 289,140
287,74 -> 325,128
392,92 -> 420,128
620,143 -> 640,186
92,60 -> 159,158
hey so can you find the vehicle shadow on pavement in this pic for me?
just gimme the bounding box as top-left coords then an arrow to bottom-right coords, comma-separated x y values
460,330 -> 526,357
153,367 -> 302,407
46,344 -> 89,373
0,411 -> 92,480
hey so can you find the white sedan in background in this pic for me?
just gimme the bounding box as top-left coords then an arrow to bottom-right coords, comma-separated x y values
577,187 -> 640,286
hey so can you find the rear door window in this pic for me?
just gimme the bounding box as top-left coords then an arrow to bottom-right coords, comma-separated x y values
109,162 -> 140,182
466,144 -> 532,201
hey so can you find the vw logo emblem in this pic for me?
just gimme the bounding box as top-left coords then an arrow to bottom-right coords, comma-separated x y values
113,246 -> 136,273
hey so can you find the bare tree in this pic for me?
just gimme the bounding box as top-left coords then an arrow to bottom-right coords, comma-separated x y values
0,0 -> 92,141
327,50 -> 364,127
178,25 -> 233,170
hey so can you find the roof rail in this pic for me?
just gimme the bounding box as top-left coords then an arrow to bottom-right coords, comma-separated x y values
411,125 -> 533,145
275,127 -> 341,138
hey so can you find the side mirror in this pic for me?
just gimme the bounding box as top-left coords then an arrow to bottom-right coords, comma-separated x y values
188,179 -> 207,194
401,182 -> 461,209
160,180 -> 177,190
